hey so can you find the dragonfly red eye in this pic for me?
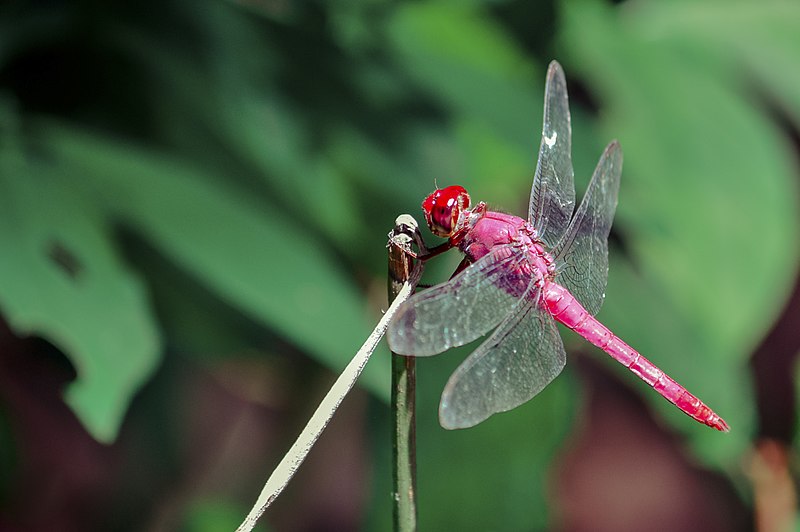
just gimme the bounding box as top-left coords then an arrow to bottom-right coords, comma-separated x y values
422,186 -> 470,237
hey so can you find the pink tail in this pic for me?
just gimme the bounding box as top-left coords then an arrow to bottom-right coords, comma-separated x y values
543,282 -> 729,432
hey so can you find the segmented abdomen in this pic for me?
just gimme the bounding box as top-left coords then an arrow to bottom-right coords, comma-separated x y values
542,282 -> 729,431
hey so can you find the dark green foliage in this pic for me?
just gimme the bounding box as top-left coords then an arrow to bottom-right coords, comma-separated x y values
1,0 -> 799,529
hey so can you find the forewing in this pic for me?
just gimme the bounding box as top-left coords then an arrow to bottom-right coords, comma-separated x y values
552,141 -> 622,315
439,296 -> 566,429
387,244 -> 535,357
528,61 -> 575,247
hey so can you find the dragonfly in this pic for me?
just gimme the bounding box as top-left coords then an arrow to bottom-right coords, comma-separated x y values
387,61 -> 728,432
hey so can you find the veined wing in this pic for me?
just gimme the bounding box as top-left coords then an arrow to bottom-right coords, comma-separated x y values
387,244 -> 535,357
528,61 -> 575,248
439,296 -> 566,429
552,141 -> 622,316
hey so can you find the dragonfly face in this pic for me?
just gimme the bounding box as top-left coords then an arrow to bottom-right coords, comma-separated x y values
422,185 -> 470,238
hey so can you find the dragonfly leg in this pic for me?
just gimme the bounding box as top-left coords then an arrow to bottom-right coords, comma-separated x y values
418,241 -> 454,261
388,238 -> 452,261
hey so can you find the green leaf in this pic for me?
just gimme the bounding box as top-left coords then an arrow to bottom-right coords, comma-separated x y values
602,257 -> 752,461
625,1 -> 800,122
0,150 -> 160,443
562,0 -> 800,462
116,12 -> 364,255
38,123 -> 390,398
387,2 -> 539,132
386,3 -> 545,204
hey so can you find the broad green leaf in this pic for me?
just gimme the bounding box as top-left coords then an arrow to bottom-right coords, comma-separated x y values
38,123 -> 389,398
629,1 -> 800,139
602,257 -> 752,461
0,150 -> 160,443
117,14 -> 362,254
387,2 -> 539,135
386,3 -> 545,205
250,93 -> 363,251
562,0 -> 800,462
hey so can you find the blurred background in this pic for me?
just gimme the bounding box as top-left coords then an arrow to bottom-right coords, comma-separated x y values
1,0 -> 799,530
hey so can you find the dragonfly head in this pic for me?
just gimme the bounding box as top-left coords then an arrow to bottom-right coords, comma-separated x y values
422,185 -> 471,238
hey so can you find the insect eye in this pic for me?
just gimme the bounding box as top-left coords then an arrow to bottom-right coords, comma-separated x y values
434,207 -> 451,229
422,185 -> 471,237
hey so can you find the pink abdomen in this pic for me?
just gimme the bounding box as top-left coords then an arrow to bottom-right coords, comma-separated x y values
542,281 -> 728,432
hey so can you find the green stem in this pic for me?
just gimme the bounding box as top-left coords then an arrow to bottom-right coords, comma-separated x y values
391,351 -> 417,530
388,215 -> 420,532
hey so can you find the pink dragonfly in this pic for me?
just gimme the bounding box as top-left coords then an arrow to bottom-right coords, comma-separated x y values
387,61 -> 728,432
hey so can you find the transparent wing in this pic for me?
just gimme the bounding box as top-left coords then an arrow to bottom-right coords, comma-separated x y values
528,60 -> 575,248
439,295 -> 566,429
552,141 -> 622,315
387,244 -> 535,357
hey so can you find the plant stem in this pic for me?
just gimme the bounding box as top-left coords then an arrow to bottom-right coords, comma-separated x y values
391,352 -> 417,531
234,217 -> 424,532
388,215 -> 420,532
